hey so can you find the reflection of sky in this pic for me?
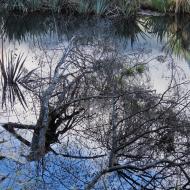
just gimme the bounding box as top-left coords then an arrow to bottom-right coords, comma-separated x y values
129,30 -> 190,93
1,16 -> 189,95
0,15 -> 190,189
0,15 -> 190,151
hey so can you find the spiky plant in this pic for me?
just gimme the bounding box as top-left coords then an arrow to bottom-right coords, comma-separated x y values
150,0 -> 172,12
117,0 -> 140,17
0,48 -> 35,109
114,18 -> 146,46
48,0 -> 63,13
4,0 -> 28,12
1,0 -> 65,12
26,0 -> 42,12
92,0 -> 109,15
77,0 -> 91,14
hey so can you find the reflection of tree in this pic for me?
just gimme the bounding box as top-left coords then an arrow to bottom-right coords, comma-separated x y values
0,12 -> 81,42
2,12 -> 190,62
113,17 -> 147,46
144,15 -> 190,63
1,12 -> 50,41
0,38 -> 190,189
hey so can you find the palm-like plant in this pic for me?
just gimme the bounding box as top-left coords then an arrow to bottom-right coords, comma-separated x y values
4,0 -> 28,12
117,0 -> 140,17
143,15 -> 190,64
92,0 -> 109,15
26,0 -> 42,12
114,17 -> 147,46
77,0 -> 91,14
150,0 -> 172,12
0,43 -> 35,109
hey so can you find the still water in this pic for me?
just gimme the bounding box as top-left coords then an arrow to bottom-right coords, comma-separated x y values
0,13 -> 190,189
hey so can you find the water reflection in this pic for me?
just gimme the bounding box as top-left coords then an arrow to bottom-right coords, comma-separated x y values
113,17 -> 148,46
0,13 -> 189,61
144,16 -> 190,62
0,13 -> 190,190
1,13 -> 190,60
0,12 -> 82,42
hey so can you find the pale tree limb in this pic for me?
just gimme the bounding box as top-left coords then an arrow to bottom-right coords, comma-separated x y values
28,37 -> 76,161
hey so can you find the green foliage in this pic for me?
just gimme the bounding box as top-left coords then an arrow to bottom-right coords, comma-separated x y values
2,0 -> 190,16
117,0 -> 140,17
121,65 -> 145,77
76,0 -> 109,15
114,18 -> 146,46
77,0 -> 91,14
92,0 -> 109,15
5,0 -> 28,12
122,67 -> 135,76
1,0 -> 65,12
136,65 -> 145,74
48,0 -> 64,13
150,0 -> 171,12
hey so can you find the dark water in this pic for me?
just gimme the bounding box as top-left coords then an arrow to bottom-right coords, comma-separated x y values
0,13 -> 190,190
1,13 -> 190,62
1,13 -> 189,107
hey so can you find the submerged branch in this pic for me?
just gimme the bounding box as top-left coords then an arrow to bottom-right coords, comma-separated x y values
1,123 -> 31,146
0,122 -> 35,130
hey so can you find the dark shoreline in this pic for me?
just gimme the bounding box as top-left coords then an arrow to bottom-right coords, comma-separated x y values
0,3 -> 189,19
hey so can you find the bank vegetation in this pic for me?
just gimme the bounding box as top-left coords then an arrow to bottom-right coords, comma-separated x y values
0,0 -> 190,17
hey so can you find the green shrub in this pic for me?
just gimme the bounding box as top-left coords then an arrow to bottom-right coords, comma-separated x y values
117,0 -> 140,17
150,0 -> 171,12
48,0 -> 63,13
27,0 -> 42,11
136,65 -> 145,74
77,0 -> 91,14
2,0 -> 65,12
92,0 -> 109,15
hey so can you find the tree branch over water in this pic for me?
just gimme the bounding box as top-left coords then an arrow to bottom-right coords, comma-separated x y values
1,39 -> 190,189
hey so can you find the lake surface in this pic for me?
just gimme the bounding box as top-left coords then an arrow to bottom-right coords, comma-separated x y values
0,13 -> 190,190
1,13 -> 190,88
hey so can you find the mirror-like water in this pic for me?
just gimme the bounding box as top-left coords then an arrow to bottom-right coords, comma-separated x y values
0,13 -> 190,190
